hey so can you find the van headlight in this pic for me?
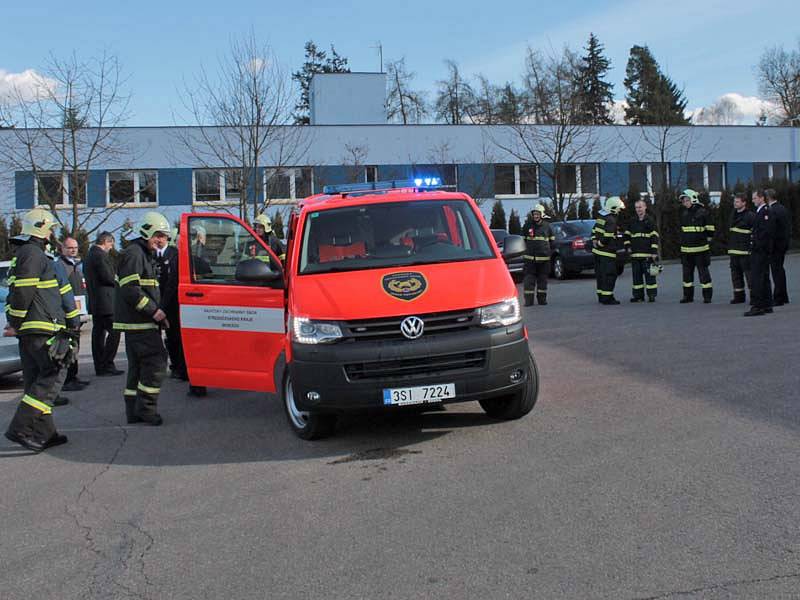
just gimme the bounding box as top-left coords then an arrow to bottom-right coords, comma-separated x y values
478,297 -> 521,328
290,316 -> 343,344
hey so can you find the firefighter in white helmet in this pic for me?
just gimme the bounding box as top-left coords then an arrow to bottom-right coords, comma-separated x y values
592,196 -> 625,304
522,204 -> 554,306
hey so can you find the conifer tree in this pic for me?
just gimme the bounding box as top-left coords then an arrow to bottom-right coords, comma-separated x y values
624,45 -> 689,125
575,33 -> 614,124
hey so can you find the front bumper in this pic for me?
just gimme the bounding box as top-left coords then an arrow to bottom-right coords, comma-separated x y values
290,323 -> 531,413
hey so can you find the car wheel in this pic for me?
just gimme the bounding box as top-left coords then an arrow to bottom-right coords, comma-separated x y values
282,370 -> 336,440
552,255 -> 567,280
479,351 -> 539,420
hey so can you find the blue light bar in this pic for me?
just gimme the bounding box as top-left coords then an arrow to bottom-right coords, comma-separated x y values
322,178 -> 443,195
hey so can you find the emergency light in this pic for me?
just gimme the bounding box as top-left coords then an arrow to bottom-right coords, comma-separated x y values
322,178 -> 443,195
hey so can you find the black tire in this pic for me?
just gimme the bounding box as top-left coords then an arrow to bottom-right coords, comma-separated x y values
282,370 -> 336,440
552,255 -> 567,280
188,385 -> 207,397
479,351 -> 539,419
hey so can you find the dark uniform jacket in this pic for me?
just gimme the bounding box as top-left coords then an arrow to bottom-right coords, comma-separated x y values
624,217 -> 659,259
83,245 -> 117,316
156,245 -> 179,315
680,204 -> 715,253
260,233 -> 286,262
57,255 -> 84,296
592,213 -> 620,258
113,238 -> 162,332
524,220 -> 554,262
727,209 -> 756,256
768,202 -> 791,252
5,237 -> 71,336
751,205 -> 776,254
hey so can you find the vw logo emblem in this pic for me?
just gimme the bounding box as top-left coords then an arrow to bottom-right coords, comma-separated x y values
400,316 -> 424,340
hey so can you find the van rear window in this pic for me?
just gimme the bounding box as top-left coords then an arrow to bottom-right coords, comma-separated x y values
298,200 -> 494,275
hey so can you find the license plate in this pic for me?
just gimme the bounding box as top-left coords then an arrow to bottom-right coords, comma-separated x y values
383,383 -> 456,406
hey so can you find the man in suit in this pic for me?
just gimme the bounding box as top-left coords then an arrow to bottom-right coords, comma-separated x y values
83,232 -> 123,375
744,190 -> 776,317
155,231 -> 186,380
765,188 -> 791,305
57,237 -> 90,391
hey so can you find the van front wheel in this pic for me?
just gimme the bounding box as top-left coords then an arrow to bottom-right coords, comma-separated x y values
282,372 -> 336,440
479,351 -> 539,419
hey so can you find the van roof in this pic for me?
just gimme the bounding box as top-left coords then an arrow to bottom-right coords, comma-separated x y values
297,188 -> 471,212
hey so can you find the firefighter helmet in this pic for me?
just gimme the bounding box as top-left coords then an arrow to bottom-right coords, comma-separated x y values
21,208 -> 57,239
680,189 -> 700,204
137,211 -> 171,240
532,203 -> 547,216
254,213 -> 273,234
604,196 -> 625,215
648,262 -> 663,277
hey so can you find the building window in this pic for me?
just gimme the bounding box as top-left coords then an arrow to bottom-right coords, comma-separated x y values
194,169 -> 222,203
365,166 -> 378,183
223,169 -> 243,202
35,172 -> 86,206
579,164 -> 599,195
629,163 -> 670,196
754,163 -> 789,184
557,165 -> 577,195
494,164 -> 538,197
687,163 -> 725,193
264,167 -> 313,201
412,164 -> 457,188
108,171 -> 158,205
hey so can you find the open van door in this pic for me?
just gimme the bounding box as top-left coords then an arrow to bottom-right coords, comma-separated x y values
178,213 -> 286,392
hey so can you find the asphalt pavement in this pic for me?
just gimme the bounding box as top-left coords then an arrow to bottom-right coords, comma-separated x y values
1,255 -> 798,600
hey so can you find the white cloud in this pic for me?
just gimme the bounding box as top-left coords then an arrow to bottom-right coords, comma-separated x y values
689,93 -> 774,125
0,68 -> 57,103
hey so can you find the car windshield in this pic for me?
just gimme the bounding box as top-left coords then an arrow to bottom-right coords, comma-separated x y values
560,221 -> 595,236
490,229 -> 507,243
298,199 -> 495,275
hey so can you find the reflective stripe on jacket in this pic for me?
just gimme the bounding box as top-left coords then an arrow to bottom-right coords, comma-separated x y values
624,217 -> 659,259
524,220 -> 554,262
592,214 -> 619,258
727,209 -> 755,256
680,205 -> 714,253
113,238 -> 161,332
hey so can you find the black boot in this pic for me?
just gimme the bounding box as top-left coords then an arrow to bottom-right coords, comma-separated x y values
536,293 -> 547,306
125,397 -> 141,424
135,396 -> 163,426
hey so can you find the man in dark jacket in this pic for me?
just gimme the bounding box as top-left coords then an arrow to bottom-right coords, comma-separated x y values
745,190 -> 776,317
679,189 -> 715,303
57,237 -> 89,390
4,208 -> 76,452
592,196 -> 625,305
156,231 -> 186,380
114,212 -> 171,426
624,199 -> 660,302
83,232 -> 122,376
727,193 -> 756,304
766,188 -> 791,305
522,204 -> 554,306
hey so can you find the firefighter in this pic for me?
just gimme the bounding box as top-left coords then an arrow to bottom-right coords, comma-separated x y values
592,196 -> 625,305
3,208 -> 77,452
744,190 -> 776,317
679,189 -> 715,303
254,213 -> 286,262
625,199 -> 660,302
114,211 -> 171,426
522,204 -> 554,306
727,192 -> 755,304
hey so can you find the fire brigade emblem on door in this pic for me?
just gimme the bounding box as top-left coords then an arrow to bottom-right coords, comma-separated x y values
382,271 -> 428,301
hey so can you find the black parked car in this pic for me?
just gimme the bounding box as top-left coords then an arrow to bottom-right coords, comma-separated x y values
491,229 -> 524,281
549,220 -> 628,280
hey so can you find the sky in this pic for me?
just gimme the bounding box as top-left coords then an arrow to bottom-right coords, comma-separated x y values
0,0 -> 797,126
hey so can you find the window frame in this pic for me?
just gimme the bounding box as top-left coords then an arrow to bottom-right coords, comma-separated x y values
494,164 -> 540,199
263,167 -> 314,202
754,162 -> 790,183
687,163 -> 726,194
34,172 -> 87,207
629,163 -> 672,197
106,170 -> 159,207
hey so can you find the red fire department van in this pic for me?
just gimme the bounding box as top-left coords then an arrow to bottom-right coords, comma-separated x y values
177,180 -> 538,439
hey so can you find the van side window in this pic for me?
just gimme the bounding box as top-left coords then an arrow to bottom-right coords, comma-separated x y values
188,217 -> 278,284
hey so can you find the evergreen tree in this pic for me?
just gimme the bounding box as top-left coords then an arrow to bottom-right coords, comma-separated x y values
271,211 -> 285,240
0,217 -> 9,260
577,197 -> 591,219
489,200 -> 507,229
508,209 -> 522,235
591,196 -> 603,218
624,45 -> 689,125
575,33 -> 614,124
495,83 -> 525,124
292,41 -> 350,125
9,214 -> 22,237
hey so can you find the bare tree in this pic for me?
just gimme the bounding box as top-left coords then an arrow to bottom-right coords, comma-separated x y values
757,42 -> 800,126
692,96 -> 742,125
0,51 -> 132,237
342,143 -> 369,183
175,32 -> 309,222
490,47 -> 600,219
469,75 -> 500,124
434,60 -> 475,125
385,58 -> 427,124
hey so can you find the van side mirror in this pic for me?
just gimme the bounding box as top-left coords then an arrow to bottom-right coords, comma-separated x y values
501,235 -> 526,261
235,258 -> 283,285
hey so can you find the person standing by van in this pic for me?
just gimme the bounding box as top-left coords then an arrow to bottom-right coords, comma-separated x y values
522,204 -> 554,306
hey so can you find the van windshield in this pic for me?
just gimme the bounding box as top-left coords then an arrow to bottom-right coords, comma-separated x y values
298,199 -> 495,275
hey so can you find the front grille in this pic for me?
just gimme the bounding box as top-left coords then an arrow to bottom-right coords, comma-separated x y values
342,309 -> 477,342
344,351 -> 486,381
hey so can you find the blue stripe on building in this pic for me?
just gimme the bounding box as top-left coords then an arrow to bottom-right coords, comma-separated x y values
14,171 -> 35,209
158,169 -> 193,206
